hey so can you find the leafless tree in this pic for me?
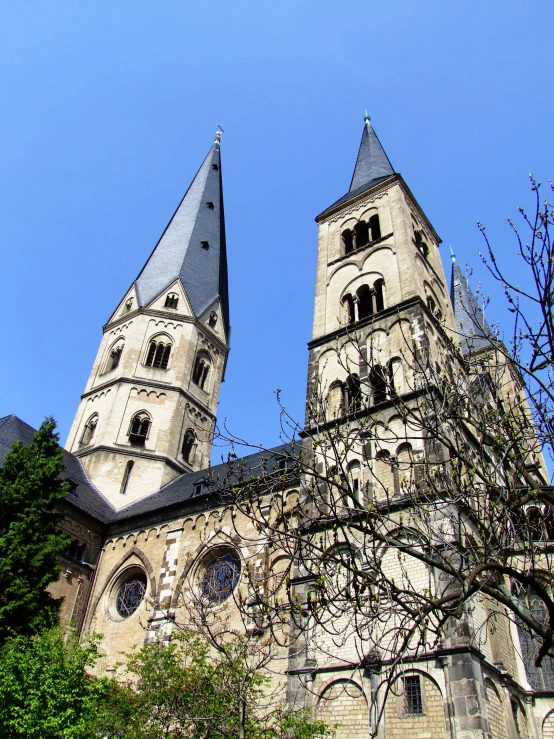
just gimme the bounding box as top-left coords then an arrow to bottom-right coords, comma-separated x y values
206,178 -> 554,734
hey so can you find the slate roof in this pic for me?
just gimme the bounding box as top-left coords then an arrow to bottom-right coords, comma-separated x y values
113,442 -> 297,523
0,414 -> 297,528
317,119 -> 396,220
135,140 -> 230,341
0,415 -> 116,525
450,259 -> 494,354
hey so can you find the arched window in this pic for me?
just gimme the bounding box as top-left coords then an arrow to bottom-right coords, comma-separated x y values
192,352 -> 211,390
354,221 -> 370,248
108,342 -> 124,371
327,381 -> 344,419
145,338 -> 172,369
369,365 -> 388,405
389,357 -> 403,395
80,414 -> 98,446
342,294 -> 355,325
373,279 -> 385,312
374,449 -> 393,493
426,295 -> 437,314
397,443 -> 413,491
344,374 -> 362,412
413,230 -> 429,258
182,429 -> 196,463
369,214 -> 381,241
209,311 -> 218,328
342,229 -> 354,255
129,412 -> 150,447
164,293 -> 179,309
356,285 -> 373,320
125,298 -> 133,312
527,507 -> 544,541
120,460 -> 134,494
348,460 -> 362,506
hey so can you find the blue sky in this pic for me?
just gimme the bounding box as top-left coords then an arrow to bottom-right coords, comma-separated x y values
1,1 -> 553,461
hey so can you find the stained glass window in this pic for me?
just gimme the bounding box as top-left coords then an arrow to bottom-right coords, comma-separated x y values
116,573 -> 147,617
201,551 -> 241,604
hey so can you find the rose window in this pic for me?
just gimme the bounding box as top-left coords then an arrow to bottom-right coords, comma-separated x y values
201,551 -> 241,604
116,572 -> 147,617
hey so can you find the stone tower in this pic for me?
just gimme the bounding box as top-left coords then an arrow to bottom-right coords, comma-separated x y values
306,115 -> 457,440
66,134 -> 230,507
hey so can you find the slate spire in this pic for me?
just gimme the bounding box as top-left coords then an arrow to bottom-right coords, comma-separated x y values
450,251 -> 494,353
135,135 -> 230,341
349,114 -> 395,193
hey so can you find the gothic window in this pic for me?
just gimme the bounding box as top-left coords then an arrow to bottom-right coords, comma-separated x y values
116,572 -> 147,618
125,298 -> 134,312
192,352 -> 211,390
182,429 -> 196,463
426,295 -> 437,314
356,284 -> 373,320
369,214 -> 381,241
164,293 -> 179,309
80,414 -> 98,446
369,365 -> 388,404
209,311 -> 218,328
413,230 -> 429,258
403,675 -> 423,715
120,460 -> 134,494
515,588 -> 554,690
129,412 -> 150,447
200,549 -> 241,604
373,279 -> 385,312
344,373 -> 362,412
342,229 -> 354,255
354,220 -> 370,248
342,293 -> 355,325
145,338 -> 172,369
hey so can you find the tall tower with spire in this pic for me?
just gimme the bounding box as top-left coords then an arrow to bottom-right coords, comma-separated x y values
66,133 -> 230,507
306,115 -> 457,465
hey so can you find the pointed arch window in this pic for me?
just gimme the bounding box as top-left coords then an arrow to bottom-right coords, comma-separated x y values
209,311 -> 218,328
80,414 -> 98,447
182,429 -> 196,464
129,412 -> 151,447
105,340 -> 124,372
125,298 -> 134,312
413,230 -> 429,258
164,293 -> 179,309
145,337 -> 172,369
192,351 -> 211,390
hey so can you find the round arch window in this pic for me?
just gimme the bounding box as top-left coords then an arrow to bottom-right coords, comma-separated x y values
115,572 -> 147,617
200,549 -> 241,604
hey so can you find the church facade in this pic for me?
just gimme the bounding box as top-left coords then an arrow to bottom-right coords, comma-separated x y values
1,120 -> 554,739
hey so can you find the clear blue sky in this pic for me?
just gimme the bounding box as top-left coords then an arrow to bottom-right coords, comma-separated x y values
1,1 -> 553,462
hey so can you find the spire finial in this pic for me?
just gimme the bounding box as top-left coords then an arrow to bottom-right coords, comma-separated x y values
450,245 -> 456,263
215,123 -> 225,144
364,109 -> 371,124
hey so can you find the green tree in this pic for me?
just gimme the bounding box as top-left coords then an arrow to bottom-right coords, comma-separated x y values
0,418 -> 70,642
0,628 -> 118,739
114,631 -> 332,739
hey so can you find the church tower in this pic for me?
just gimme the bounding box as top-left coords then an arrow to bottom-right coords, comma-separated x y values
306,115 -> 457,484
66,132 -> 230,507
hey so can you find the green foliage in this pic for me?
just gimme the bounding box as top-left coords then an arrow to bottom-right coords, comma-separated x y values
109,631 -> 333,739
0,628 -> 115,739
0,418 -> 70,642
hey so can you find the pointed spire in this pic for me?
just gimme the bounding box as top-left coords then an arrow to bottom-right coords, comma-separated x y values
316,114 -> 396,219
450,258 -> 494,354
349,113 -> 395,193
135,137 -> 230,341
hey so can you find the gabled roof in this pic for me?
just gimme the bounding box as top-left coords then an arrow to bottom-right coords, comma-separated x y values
317,117 -> 396,220
135,140 -> 230,342
0,415 -> 115,525
450,258 -> 494,354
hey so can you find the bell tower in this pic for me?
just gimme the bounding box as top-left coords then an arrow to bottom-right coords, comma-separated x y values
66,132 -> 230,508
306,115 -> 457,471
